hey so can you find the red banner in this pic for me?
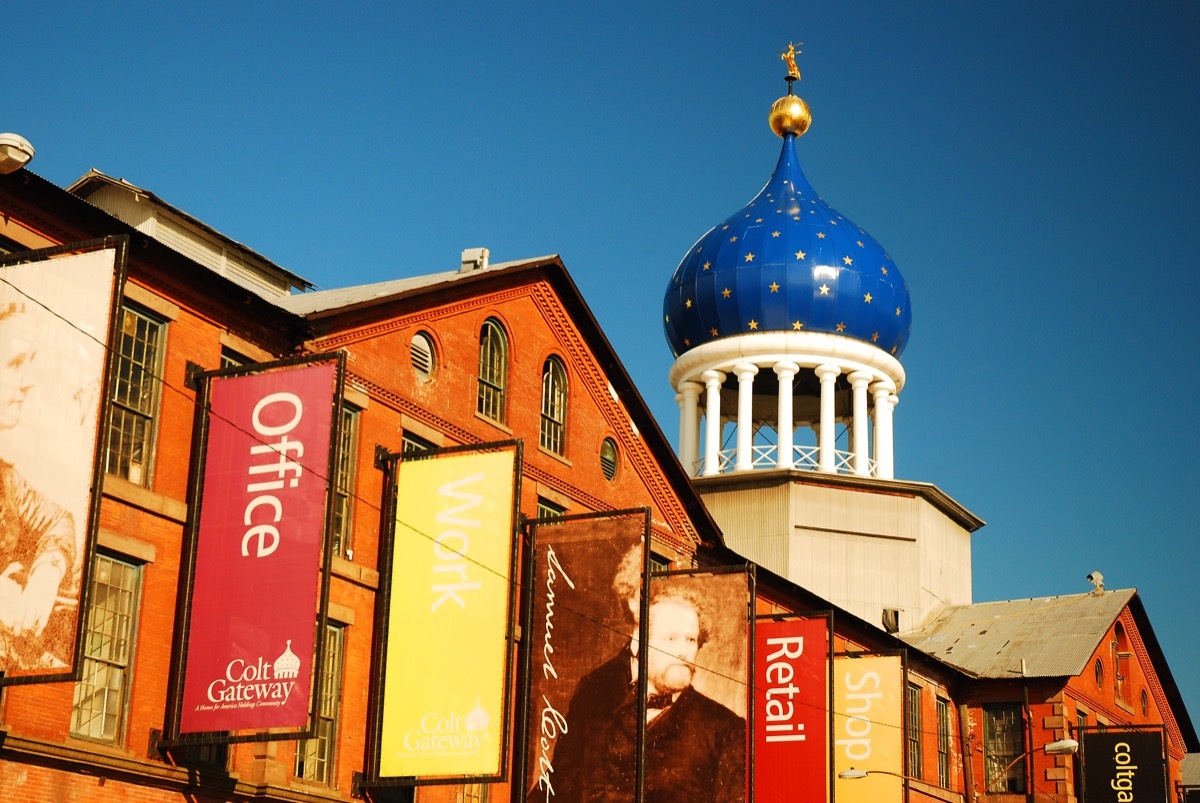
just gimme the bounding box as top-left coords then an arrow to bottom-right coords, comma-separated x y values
179,362 -> 336,733
754,617 -> 829,802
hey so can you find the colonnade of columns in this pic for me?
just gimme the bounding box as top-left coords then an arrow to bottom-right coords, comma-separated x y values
675,361 -> 898,480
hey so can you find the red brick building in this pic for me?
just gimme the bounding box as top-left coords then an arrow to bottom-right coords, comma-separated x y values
0,157 -> 1193,803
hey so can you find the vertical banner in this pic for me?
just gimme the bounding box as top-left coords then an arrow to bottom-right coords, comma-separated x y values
1081,728 -> 1168,803
524,555 -> 750,802
0,243 -> 122,684
178,359 -> 338,734
642,569 -> 750,802
525,510 -> 649,801
833,653 -> 904,802
377,443 -> 518,780
754,616 -> 830,803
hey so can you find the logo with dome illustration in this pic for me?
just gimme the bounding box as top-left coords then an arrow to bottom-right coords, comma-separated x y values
400,699 -> 493,755
465,698 -> 490,732
274,640 -> 301,679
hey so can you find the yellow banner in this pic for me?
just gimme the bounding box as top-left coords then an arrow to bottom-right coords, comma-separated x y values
833,654 -> 904,802
379,448 -> 516,778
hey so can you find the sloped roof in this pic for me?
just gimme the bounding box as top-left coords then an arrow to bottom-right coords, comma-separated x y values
67,169 -> 313,293
274,256 -> 557,316
899,589 -> 1135,679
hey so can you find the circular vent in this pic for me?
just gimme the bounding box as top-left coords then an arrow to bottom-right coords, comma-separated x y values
600,437 -> 619,481
411,331 -> 436,381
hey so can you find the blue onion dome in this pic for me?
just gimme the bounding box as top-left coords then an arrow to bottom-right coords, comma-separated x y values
663,60 -> 912,360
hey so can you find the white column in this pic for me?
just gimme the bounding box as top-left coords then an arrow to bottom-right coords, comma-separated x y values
774,360 -> 800,469
814,364 -> 841,473
677,381 -> 702,477
734,363 -> 758,471
871,381 -> 898,479
702,370 -> 725,476
848,371 -> 872,476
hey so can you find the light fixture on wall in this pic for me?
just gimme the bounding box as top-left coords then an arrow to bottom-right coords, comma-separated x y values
0,133 -> 35,174
838,738 -> 1079,783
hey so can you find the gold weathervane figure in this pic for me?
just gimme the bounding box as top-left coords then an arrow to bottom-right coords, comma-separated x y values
781,42 -> 802,81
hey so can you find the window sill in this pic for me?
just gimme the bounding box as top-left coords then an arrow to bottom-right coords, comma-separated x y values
102,475 -> 187,523
474,411 -> 513,435
331,554 -> 379,590
538,445 -> 573,467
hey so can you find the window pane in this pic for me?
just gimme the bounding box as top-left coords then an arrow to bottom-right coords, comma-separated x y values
105,306 -> 164,486
330,406 -> 359,558
937,697 -> 951,788
539,357 -> 567,454
476,320 -> 508,423
984,704 -> 1025,793
296,625 -> 345,784
72,554 -> 141,743
906,684 -> 922,779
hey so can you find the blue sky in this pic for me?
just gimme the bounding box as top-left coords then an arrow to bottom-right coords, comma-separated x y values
11,3 -> 1200,718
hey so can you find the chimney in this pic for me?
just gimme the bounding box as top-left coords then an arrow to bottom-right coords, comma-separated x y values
460,247 -> 490,273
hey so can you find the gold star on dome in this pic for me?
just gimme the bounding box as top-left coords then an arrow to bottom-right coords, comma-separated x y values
836,322 -> 846,332
722,288 -> 731,298
856,240 -> 865,247
880,266 -> 888,275
895,307 -> 902,316
772,230 -> 781,238
703,261 -> 711,270
722,225 -> 730,230
795,250 -> 806,259
792,321 -> 803,330
816,232 -> 826,239
683,338 -> 691,346
871,332 -> 879,342
756,218 -> 763,223
685,298 -> 693,308
769,282 -> 780,292
843,256 -> 853,266
829,220 -> 838,226
711,328 -> 719,337
745,253 -> 756,263
748,319 -> 759,330
819,284 -> 831,296
730,236 -> 738,243
891,345 -> 898,354
863,293 -> 873,303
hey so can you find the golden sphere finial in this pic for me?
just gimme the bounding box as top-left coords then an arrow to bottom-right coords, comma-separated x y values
770,95 -> 812,138
770,43 -> 811,138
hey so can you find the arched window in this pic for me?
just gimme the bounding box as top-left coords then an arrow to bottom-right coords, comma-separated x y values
1094,658 -> 1104,687
540,356 -> 568,454
1114,623 -> 1132,703
476,318 -> 508,423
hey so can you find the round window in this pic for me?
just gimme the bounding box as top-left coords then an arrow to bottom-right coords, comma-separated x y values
600,437 -> 619,481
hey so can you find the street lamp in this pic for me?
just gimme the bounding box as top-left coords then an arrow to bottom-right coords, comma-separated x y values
838,738 -> 1078,784
983,737 -> 1079,791
0,133 -> 35,174
837,767 -> 905,780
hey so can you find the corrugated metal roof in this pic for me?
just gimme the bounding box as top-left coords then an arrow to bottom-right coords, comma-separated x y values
899,588 -> 1135,679
274,256 -> 558,315
1183,752 -> 1200,785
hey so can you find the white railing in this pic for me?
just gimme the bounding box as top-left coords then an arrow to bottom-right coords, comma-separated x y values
700,444 -> 878,477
